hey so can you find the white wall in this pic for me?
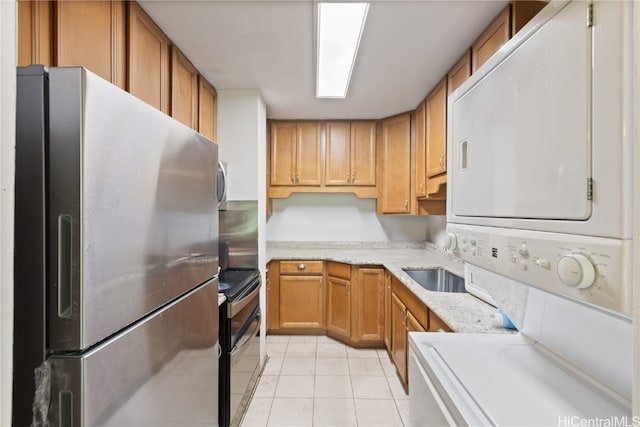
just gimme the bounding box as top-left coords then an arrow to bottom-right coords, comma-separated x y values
217,91 -> 264,201
0,1 -> 16,424
266,193 -> 434,241
217,90 -> 268,364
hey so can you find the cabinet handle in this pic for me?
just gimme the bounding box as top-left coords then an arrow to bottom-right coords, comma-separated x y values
405,200 -> 409,212
297,263 -> 305,270
319,277 -> 323,287
351,174 -> 355,184
440,154 -> 445,170
291,174 -> 295,184
266,278 -> 271,290
346,282 -> 350,295
296,173 -> 300,183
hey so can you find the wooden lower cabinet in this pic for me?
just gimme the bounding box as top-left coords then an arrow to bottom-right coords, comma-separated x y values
384,271 -> 392,352
354,268 -> 385,345
266,261 -> 280,330
279,275 -> 324,329
326,275 -> 351,339
390,275 -> 429,391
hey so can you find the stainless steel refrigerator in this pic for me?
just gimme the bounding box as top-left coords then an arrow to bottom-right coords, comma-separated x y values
13,66 -> 220,427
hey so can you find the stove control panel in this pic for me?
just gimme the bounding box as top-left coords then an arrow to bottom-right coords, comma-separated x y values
446,224 -> 632,317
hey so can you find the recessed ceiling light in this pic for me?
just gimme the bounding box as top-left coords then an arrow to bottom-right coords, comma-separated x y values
316,2 -> 369,98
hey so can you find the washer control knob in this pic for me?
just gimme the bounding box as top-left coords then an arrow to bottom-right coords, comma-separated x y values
518,248 -> 530,258
444,233 -> 457,250
557,254 -> 596,289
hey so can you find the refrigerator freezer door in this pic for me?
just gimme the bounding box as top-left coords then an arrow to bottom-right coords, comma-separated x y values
46,68 -> 219,351
47,279 -> 219,427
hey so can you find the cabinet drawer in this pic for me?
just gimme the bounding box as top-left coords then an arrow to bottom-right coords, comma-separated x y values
327,262 -> 351,280
280,260 -> 323,275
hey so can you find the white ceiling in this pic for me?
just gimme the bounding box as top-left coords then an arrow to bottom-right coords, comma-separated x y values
139,1 -> 508,120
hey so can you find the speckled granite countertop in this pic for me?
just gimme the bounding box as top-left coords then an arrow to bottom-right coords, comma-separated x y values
267,241 -> 513,334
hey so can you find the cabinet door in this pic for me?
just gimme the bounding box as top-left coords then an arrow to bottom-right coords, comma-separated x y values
17,0 -> 54,67
355,268 -> 385,343
325,122 -> 351,186
198,76 -> 217,142
296,122 -> 322,186
56,1 -> 126,89
270,122 -> 297,186
390,293 -> 407,385
448,50 -> 472,95
415,101 -> 427,198
279,275 -> 323,329
472,5 -> 511,72
429,310 -> 452,332
351,121 -> 377,186
426,77 -> 448,179
128,2 -> 170,113
379,113 -> 411,214
384,273 -> 392,352
171,46 -> 199,129
326,276 -> 351,339
266,262 -> 280,331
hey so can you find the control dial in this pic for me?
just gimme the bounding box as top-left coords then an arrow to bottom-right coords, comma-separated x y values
557,254 -> 596,289
443,233 -> 457,250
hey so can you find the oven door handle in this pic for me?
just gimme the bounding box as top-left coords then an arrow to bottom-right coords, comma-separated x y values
230,310 -> 261,358
228,281 -> 261,317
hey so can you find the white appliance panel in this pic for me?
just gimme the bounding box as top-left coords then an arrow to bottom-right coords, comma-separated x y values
447,224 -> 632,316
451,0 -> 589,221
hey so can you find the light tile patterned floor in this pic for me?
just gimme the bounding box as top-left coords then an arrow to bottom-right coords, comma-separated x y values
240,335 -> 409,427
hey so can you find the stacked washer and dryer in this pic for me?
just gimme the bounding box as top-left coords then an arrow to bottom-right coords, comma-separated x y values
409,1 -> 634,425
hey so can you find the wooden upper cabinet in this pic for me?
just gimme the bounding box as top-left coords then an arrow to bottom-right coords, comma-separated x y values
17,0 -> 54,67
378,113 -> 412,214
171,46 -> 199,129
511,1 -> 547,35
415,101 -> 426,198
350,121 -> 377,186
325,122 -> 351,186
56,1 -> 126,89
447,50 -> 472,95
325,121 -> 376,187
128,2 -> 171,113
296,122 -> 322,185
198,76 -> 217,142
270,122 -> 322,186
270,122 -> 297,186
426,77 -> 448,179
472,5 -> 511,73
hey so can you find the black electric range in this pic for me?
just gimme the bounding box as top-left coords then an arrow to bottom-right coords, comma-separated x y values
218,268 -> 260,302
218,267 -> 261,427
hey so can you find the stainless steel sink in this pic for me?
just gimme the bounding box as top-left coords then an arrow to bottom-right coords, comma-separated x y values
402,268 -> 465,293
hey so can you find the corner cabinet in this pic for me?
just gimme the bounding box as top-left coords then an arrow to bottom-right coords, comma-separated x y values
326,262 -> 352,340
378,113 -> 412,214
353,267 -> 385,345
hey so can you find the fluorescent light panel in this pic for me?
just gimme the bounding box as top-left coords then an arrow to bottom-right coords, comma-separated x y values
316,2 -> 369,98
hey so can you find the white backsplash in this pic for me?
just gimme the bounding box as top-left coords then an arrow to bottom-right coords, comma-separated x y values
266,193 -> 440,242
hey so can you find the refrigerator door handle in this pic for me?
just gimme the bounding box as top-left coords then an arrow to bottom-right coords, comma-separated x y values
57,214 -> 73,318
